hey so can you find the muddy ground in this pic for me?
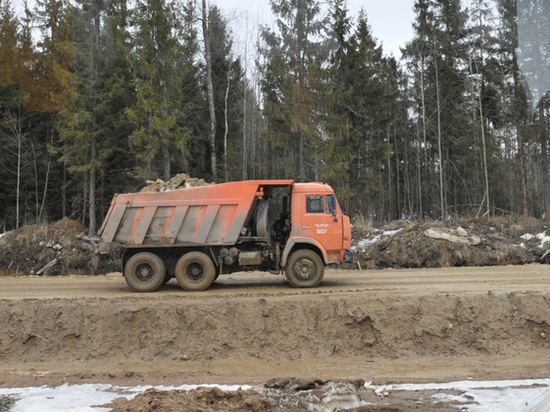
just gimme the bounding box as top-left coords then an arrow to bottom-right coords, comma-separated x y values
1,268 -> 549,411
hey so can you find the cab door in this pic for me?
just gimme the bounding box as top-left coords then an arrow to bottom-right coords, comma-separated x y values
300,193 -> 343,257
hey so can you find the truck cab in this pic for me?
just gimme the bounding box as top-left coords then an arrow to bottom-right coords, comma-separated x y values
275,182 -> 352,288
289,183 -> 351,264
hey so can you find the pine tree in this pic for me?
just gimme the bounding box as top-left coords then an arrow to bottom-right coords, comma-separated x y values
174,0 -> 201,176
324,4 -> 400,219
259,0 -> 326,181
0,0 -> 55,228
34,0 -> 73,113
496,0 -> 530,215
320,0 -> 354,206
403,0 -> 470,219
0,0 -> 19,90
515,0 -> 550,216
207,6 -> 245,181
126,0 -> 186,181
466,0 -> 499,216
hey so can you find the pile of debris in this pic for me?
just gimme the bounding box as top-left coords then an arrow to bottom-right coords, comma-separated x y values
352,216 -> 550,269
110,379 -> 368,412
140,173 -> 213,193
0,217 -> 120,277
3,212 -> 550,277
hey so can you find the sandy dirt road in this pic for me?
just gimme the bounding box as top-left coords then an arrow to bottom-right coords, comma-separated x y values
1,264 -> 549,391
2,264 -> 549,300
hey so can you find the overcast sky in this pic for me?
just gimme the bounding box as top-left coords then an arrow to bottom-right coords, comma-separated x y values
13,0 -> 477,59
213,0 -> 417,58
13,0 -> 418,57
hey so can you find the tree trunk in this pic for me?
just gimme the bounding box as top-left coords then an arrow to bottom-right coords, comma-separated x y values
89,9 -> 99,236
518,129 -> 528,216
242,44 -> 248,180
418,53 -> 427,218
16,117 -> 21,229
202,0 -> 217,180
435,58 -> 445,219
224,70 -> 230,182
511,35 -> 528,216
82,169 -> 88,226
540,100 -> 550,216
39,148 -> 52,222
62,161 -> 67,218
164,145 -> 171,182
470,53 -> 491,217
89,134 -> 96,236
479,97 -> 490,216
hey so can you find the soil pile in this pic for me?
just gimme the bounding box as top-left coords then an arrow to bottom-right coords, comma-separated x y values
140,173 -> 213,192
111,387 -> 275,412
352,216 -> 550,269
2,292 -> 549,365
0,217 -> 120,276
109,379 -> 459,412
3,214 -> 550,276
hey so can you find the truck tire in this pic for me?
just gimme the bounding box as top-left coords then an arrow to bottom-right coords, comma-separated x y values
124,252 -> 166,292
175,252 -> 216,291
285,249 -> 325,288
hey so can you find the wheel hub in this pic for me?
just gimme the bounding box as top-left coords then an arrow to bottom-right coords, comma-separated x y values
295,259 -> 314,280
187,263 -> 205,280
136,264 -> 154,281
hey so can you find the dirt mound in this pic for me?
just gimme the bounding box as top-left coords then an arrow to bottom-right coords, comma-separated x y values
2,291 -> 549,365
111,380 -> 390,412
352,216 -> 550,269
0,217 -> 120,276
111,387 -> 275,412
140,173 -> 213,192
260,378 -> 366,411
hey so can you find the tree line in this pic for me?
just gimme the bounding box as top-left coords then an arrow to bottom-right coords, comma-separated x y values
1,0 -> 549,235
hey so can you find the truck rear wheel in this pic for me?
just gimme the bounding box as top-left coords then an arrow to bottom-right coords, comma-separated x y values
175,252 -> 216,291
285,249 -> 325,288
124,252 -> 166,292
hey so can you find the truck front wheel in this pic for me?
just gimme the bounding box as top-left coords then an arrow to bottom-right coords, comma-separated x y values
124,252 -> 166,292
285,249 -> 325,288
175,252 -> 216,291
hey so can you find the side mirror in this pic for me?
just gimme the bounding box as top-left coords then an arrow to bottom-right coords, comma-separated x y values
332,208 -> 337,217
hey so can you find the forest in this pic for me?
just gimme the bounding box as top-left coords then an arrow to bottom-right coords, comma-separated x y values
1,0 -> 549,235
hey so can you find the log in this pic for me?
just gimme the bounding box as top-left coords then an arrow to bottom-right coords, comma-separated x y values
36,258 -> 58,275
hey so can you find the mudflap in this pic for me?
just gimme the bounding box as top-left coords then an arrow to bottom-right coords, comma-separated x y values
344,248 -> 355,264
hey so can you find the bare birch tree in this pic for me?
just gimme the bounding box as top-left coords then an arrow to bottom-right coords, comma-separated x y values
202,0 -> 217,179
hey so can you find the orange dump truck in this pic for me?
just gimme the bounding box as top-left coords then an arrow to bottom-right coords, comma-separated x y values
98,180 -> 352,292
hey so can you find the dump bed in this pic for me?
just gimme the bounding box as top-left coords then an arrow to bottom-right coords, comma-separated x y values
98,180 -> 293,247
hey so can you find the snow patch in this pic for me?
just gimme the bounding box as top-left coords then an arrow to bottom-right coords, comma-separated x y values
0,384 -> 124,412
1,379 -> 549,411
367,378 -> 550,411
521,231 -> 550,249
356,229 -> 403,251
0,383 -> 253,412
